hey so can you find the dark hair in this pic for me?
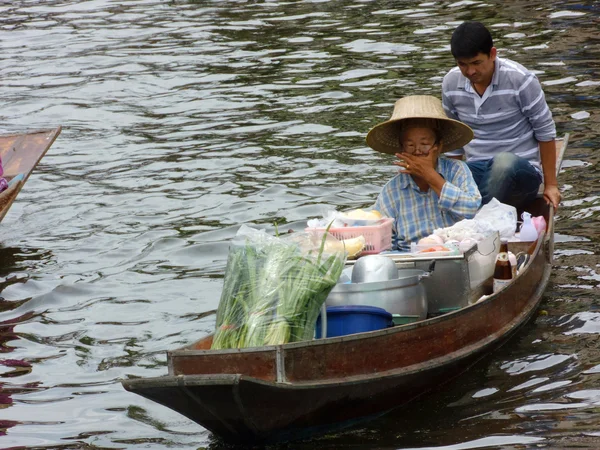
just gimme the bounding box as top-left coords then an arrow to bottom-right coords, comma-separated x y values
450,21 -> 493,59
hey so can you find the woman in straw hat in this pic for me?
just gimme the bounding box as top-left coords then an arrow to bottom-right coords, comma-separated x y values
367,95 -> 481,251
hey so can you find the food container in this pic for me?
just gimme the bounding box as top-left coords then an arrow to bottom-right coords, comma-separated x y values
465,232 -> 500,289
410,242 -> 460,257
326,268 -> 431,319
306,218 -> 393,255
351,255 -> 399,283
389,232 -> 500,316
315,306 -> 393,338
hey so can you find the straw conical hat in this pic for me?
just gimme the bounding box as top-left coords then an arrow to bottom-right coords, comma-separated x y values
366,95 -> 474,155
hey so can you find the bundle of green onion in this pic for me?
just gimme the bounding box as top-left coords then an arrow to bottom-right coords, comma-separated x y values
211,228 -> 346,349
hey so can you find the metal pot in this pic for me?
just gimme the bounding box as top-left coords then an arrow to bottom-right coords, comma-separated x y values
326,267 -> 432,319
351,255 -> 399,283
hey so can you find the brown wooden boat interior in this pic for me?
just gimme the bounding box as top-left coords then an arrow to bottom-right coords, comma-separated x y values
165,134 -> 567,385
181,135 -> 568,358
169,221 -> 549,383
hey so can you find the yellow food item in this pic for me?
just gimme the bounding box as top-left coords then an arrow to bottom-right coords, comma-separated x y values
323,236 -> 366,258
342,236 -> 366,257
344,209 -> 383,221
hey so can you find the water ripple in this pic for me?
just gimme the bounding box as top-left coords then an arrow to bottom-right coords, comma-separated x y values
0,0 -> 598,448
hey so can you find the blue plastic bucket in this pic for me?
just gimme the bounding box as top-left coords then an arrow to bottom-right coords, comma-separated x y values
316,305 -> 393,338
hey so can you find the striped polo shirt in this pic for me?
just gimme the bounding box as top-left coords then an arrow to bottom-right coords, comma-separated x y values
442,57 -> 556,174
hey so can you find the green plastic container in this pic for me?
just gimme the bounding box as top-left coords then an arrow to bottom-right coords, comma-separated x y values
391,314 -> 420,326
427,306 -> 461,319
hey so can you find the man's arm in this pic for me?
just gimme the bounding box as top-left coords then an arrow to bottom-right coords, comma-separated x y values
518,73 -> 560,209
539,140 -> 561,209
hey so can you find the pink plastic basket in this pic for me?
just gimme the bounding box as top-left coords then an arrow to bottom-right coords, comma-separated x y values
306,218 -> 394,255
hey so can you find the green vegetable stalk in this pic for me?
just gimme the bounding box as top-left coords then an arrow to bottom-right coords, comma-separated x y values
211,227 -> 345,349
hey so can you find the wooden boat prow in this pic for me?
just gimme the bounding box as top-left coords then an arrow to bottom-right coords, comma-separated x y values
0,127 -> 61,223
123,136 -> 569,444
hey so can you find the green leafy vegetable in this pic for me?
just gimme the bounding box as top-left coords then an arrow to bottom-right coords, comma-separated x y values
212,227 -> 345,349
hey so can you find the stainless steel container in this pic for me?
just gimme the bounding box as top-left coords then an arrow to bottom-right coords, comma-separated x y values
326,268 -> 430,319
391,232 -> 500,315
351,255 -> 399,283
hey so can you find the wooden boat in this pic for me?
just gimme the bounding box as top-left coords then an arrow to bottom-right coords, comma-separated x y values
122,135 -> 569,444
0,127 -> 62,223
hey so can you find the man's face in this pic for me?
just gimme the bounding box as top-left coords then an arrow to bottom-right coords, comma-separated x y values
456,47 -> 497,85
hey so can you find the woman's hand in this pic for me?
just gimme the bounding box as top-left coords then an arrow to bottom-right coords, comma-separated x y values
394,142 -> 445,195
394,150 -> 437,179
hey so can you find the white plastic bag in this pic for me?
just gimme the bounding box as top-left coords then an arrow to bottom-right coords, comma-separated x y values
433,219 -> 494,243
473,198 -> 517,239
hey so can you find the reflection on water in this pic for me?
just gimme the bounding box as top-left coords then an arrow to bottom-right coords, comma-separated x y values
0,0 -> 598,448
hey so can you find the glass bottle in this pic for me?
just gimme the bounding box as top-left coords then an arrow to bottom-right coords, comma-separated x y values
493,239 -> 513,293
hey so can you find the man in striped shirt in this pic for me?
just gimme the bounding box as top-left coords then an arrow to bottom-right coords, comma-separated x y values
442,21 -> 561,210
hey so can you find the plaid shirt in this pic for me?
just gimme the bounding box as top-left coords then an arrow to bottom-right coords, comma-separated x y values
374,157 -> 481,251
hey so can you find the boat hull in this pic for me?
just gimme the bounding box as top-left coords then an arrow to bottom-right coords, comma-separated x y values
125,323 -> 533,444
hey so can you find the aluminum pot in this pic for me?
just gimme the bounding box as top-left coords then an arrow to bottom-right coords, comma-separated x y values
326,268 -> 431,319
351,255 -> 399,283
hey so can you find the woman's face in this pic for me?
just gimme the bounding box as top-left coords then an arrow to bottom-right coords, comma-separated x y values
399,127 -> 438,156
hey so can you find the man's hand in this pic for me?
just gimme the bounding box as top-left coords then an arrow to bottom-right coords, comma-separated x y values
543,184 -> 561,210
539,140 -> 560,210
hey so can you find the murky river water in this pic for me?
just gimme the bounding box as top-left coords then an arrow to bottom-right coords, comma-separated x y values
0,1 -> 598,448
